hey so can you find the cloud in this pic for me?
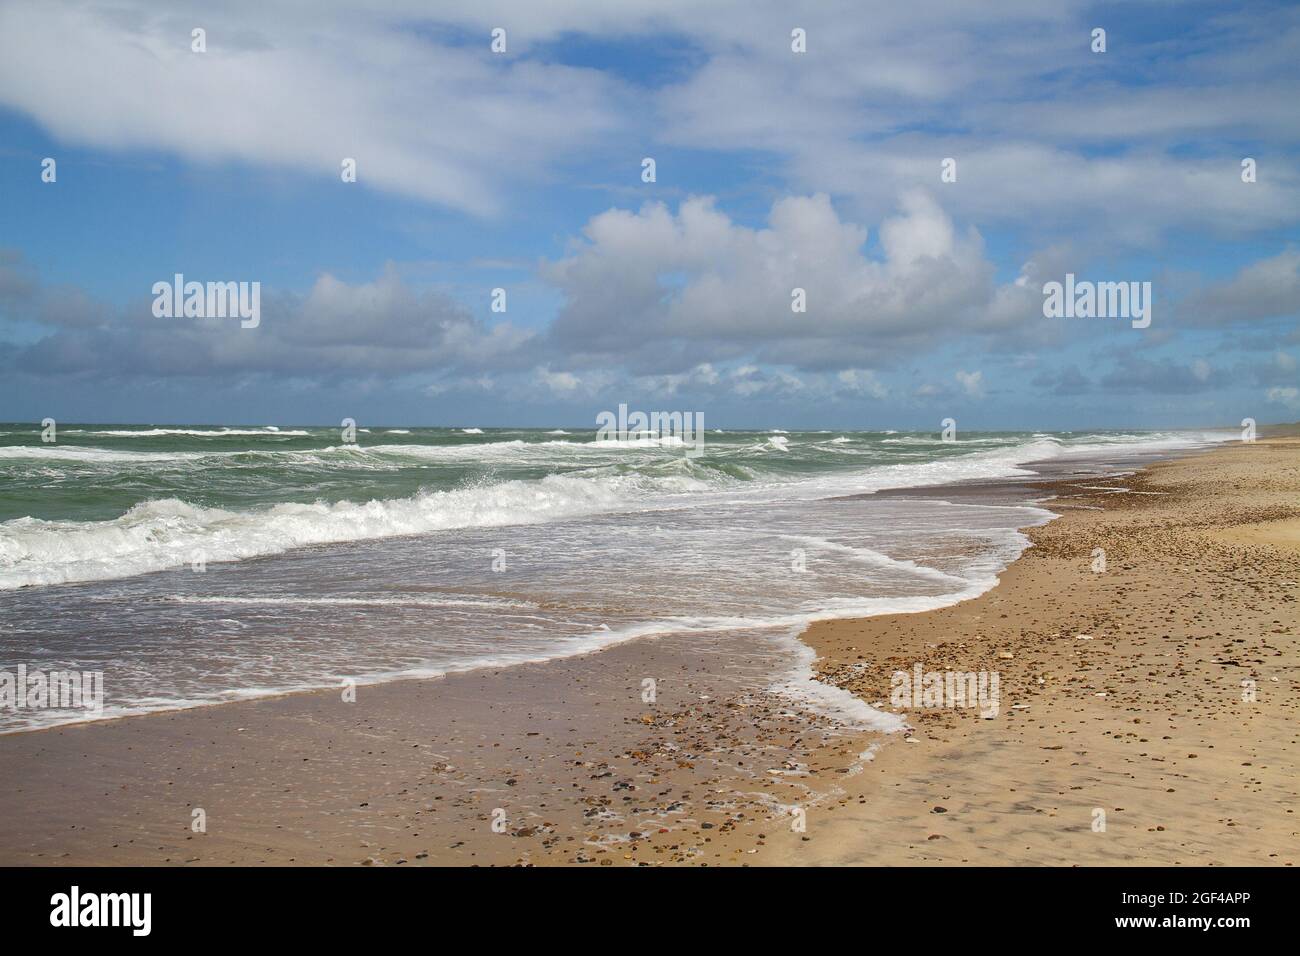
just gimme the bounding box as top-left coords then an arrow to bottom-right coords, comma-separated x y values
535,367 -> 582,394
0,257 -> 535,381
0,251 -> 109,330
543,190 -> 1019,372
954,369 -> 984,397
1267,386 -> 1300,410
0,0 -> 621,215
0,250 -> 38,310
632,363 -> 721,397
658,3 -> 1300,243
1031,364 -> 1092,396
1180,249 -> 1300,326
837,368 -> 888,399
9,0 -> 1295,242
1098,355 -> 1230,394
727,365 -> 806,397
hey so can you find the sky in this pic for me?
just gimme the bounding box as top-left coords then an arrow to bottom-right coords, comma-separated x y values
0,0 -> 1297,429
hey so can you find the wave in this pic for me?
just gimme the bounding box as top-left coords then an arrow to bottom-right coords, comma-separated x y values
0,445 -> 205,463
66,427 -> 311,437
0,436 -> 773,479
591,435 -> 694,449
0,471 -> 711,590
0,431 -> 1225,591
315,438 -> 699,461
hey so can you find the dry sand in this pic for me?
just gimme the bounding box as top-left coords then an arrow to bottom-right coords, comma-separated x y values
0,438 -> 1296,866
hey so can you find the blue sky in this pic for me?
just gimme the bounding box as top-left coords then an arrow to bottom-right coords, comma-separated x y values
0,0 -> 1296,429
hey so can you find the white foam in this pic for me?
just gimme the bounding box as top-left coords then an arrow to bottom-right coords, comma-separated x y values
67,427 -> 310,437
768,628 -> 906,733
163,594 -> 536,609
591,435 -> 690,449
0,445 -> 204,463
0,472 -> 707,590
781,534 -> 971,585
0,430 -> 1226,591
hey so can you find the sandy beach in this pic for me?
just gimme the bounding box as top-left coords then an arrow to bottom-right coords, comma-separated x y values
771,435 -> 1300,865
1,436 -> 1295,866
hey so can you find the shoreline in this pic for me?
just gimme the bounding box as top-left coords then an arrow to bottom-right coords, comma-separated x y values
0,437 -> 1295,865
0,440 -> 1182,738
745,436 -> 1299,865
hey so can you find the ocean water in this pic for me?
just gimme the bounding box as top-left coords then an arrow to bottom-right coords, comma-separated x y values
0,424 -> 1229,732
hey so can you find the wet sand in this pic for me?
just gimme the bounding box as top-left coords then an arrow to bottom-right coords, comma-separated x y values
0,618 -> 856,866
0,437 -> 1296,865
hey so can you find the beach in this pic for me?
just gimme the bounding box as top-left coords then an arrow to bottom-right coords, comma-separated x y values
775,435 -> 1300,865
0,435 -> 1295,865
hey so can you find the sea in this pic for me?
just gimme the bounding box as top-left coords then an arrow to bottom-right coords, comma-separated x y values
0,424 -> 1231,732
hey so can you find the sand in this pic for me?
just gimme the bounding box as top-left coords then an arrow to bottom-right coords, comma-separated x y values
757,436 -> 1300,865
1,437 -> 1296,865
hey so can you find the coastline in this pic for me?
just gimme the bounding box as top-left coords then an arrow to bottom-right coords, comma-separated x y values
746,435 -> 1299,865
0,437 -> 1295,865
